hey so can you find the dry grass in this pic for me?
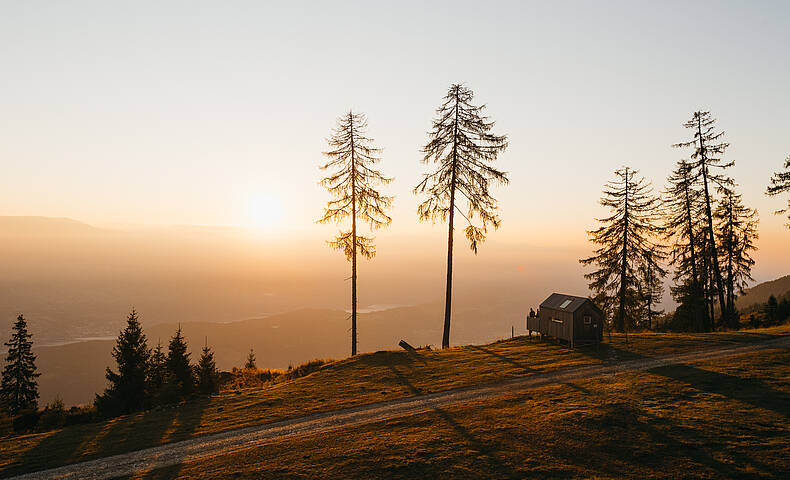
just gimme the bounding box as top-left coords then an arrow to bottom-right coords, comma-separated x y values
1,324 -> 788,477
131,348 -> 790,479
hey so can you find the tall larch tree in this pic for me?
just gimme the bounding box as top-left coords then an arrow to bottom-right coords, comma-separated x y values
319,111 -> 393,356
1,315 -> 40,414
766,155 -> 790,227
415,84 -> 509,349
580,167 -> 664,336
715,188 -> 758,328
96,309 -> 150,415
673,111 -> 734,323
663,159 -> 709,331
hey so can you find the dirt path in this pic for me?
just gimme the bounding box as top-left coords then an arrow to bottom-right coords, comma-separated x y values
10,336 -> 790,480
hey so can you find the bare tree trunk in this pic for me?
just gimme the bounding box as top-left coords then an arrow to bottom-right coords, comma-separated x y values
350,113 -> 358,356
618,168 -> 629,343
442,93 -> 460,349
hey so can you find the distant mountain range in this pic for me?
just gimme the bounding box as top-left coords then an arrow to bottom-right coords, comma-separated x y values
736,275 -> 790,310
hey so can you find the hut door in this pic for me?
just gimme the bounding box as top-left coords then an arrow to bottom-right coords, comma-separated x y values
583,314 -> 593,337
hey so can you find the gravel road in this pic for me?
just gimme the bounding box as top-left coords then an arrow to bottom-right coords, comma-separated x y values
10,336 -> 790,480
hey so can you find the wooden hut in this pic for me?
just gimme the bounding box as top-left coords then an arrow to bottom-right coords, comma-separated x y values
526,293 -> 603,347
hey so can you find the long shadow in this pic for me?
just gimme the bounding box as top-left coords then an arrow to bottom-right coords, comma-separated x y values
135,399 -> 210,480
386,363 -> 421,396
384,359 -> 520,478
430,406 -> 523,479
576,340 -> 790,419
649,363 -> 790,418
1,396 -> 209,479
468,345 -> 538,374
562,401 -> 762,478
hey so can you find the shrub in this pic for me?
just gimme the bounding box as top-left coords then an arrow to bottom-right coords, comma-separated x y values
0,409 -> 12,437
39,396 -> 67,430
12,408 -> 40,433
281,359 -> 327,381
65,405 -> 98,426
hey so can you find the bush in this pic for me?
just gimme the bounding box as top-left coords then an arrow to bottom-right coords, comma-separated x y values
65,405 -> 98,426
221,368 -> 283,392
0,410 -> 12,437
281,359 -> 327,381
155,376 -> 185,406
39,396 -> 67,430
12,409 -> 40,433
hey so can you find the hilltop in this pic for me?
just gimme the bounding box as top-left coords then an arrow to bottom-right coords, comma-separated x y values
2,325 -> 789,478
737,275 -> 790,310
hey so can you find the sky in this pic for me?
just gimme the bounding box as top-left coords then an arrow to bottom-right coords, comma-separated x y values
1,1 -> 789,282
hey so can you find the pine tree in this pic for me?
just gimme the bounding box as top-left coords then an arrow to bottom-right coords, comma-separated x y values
166,325 -> 193,397
715,188 -> 758,328
195,338 -> 219,395
415,84 -> 509,349
96,309 -> 150,415
147,340 -> 167,397
673,111 -> 734,323
766,295 -> 779,324
580,167 -> 664,336
663,159 -> 710,331
319,111 -> 393,356
766,155 -> 790,228
1,315 -> 40,414
244,347 -> 256,369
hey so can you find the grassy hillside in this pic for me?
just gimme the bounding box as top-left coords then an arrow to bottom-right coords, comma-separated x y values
133,348 -> 790,479
2,325 -> 789,477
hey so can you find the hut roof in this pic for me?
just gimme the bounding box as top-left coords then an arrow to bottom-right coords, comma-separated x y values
540,293 -> 602,314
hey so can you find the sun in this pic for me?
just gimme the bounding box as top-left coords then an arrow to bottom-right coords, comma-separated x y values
247,193 -> 285,230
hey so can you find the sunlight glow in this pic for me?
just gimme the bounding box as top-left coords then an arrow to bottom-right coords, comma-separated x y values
247,193 -> 285,230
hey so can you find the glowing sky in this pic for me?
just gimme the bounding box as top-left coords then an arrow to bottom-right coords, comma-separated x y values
2,1 -> 789,279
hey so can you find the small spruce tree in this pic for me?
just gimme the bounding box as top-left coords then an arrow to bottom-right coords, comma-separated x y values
195,338 -> 219,395
1,315 -> 40,414
147,340 -> 167,400
244,348 -> 257,370
166,325 -> 194,397
96,309 -> 150,415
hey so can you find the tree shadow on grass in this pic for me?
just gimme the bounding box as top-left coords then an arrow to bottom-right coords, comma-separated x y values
468,345 -> 539,374
552,400 -> 759,479
648,363 -> 790,419
384,361 -> 521,479
1,397 -> 210,479
581,340 -> 790,419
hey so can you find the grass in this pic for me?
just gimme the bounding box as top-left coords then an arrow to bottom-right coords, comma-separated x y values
126,348 -> 790,479
1,324 -> 788,477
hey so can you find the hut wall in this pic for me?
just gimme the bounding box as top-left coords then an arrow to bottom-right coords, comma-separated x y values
540,307 -> 574,342
571,304 -> 603,342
